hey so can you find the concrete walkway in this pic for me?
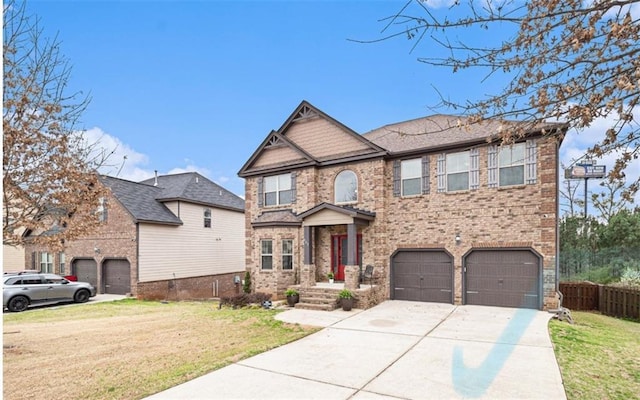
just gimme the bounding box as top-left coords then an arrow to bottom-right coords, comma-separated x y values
145,301 -> 566,400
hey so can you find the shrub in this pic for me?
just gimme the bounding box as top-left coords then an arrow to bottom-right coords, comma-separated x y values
338,289 -> 353,299
242,271 -> 251,294
620,267 -> 640,287
219,292 -> 272,308
284,288 -> 299,297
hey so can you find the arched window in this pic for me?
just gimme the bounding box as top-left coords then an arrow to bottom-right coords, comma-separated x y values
334,170 -> 358,204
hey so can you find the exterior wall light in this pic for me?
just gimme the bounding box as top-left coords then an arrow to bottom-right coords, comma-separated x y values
455,233 -> 461,244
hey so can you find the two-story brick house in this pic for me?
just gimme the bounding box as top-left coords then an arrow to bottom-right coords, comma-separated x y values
238,101 -> 567,310
23,172 -> 246,300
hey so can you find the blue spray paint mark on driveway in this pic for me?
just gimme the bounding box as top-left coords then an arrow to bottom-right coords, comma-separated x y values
451,308 -> 537,398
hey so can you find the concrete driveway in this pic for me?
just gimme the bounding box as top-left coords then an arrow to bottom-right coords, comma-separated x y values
145,301 -> 566,400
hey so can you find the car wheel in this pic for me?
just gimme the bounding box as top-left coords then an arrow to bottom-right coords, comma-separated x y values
74,289 -> 90,303
8,296 -> 29,312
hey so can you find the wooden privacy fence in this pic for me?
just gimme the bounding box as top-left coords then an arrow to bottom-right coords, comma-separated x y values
559,282 -> 640,320
600,285 -> 640,320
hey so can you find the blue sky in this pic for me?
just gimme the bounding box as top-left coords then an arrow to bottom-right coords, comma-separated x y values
24,0 -> 639,211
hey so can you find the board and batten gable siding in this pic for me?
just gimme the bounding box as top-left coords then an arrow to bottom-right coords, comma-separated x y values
284,118 -> 370,159
138,201 -> 244,282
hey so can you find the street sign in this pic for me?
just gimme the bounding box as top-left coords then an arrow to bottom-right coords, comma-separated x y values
565,165 -> 606,179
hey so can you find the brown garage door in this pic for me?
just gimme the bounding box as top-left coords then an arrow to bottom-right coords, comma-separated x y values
102,259 -> 131,295
392,250 -> 453,303
464,250 -> 541,309
72,259 -> 97,288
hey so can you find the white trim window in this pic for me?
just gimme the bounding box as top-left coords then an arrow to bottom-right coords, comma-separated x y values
446,151 -> 470,191
401,159 -> 421,196
499,143 -> 525,186
282,239 -> 293,270
261,239 -> 273,270
59,252 -> 65,275
264,173 -> 293,206
40,252 -> 53,273
334,170 -> 358,204
204,208 -> 212,228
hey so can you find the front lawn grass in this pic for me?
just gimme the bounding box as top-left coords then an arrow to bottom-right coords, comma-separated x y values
3,299 -> 319,400
549,311 -> 640,400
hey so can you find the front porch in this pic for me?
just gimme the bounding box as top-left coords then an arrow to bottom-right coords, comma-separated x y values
290,282 -> 384,311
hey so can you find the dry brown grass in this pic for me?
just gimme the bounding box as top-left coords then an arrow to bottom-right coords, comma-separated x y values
3,299 -> 318,400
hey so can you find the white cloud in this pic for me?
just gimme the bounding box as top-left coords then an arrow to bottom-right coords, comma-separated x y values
418,0 -> 458,8
80,128 -> 245,196
82,127 -> 152,181
167,165 -> 212,177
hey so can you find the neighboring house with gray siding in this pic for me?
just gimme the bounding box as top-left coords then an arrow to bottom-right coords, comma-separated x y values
239,100 -> 567,311
24,172 -> 245,300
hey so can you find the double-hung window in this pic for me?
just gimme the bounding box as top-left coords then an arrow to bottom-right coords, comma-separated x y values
282,239 -> 293,270
40,252 -> 53,273
401,159 -> 421,196
499,143 -> 525,186
446,151 -> 470,191
261,240 -> 273,270
59,252 -> 65,275
264,173 -> 293,206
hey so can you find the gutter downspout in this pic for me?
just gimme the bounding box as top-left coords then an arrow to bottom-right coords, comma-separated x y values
556,137 -> 562,307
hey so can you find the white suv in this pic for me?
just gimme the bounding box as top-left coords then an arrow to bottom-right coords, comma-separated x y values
3,273 -> 97,312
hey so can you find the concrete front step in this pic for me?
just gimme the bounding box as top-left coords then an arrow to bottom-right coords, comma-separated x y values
294,302 -> 337,311
301,296 -> 339,305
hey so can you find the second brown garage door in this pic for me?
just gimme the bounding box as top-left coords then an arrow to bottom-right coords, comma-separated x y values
464,249 -> 541,309
391,250 -> 453,303
102,259 -> 131,295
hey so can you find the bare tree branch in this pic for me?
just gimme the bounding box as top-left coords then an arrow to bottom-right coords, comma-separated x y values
3,0 -> 110,249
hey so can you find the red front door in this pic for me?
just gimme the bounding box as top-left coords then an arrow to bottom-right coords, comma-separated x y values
331,235 -> 362,281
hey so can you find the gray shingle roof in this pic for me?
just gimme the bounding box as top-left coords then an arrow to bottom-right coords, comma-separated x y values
100,172 -> 244,225
100,176 -> 183,225
363,114 -> 566,154
252,210 -> 301,226
139,172 -> 245,212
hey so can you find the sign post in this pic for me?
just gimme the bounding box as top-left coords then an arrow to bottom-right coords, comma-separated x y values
564,162 -> 606,219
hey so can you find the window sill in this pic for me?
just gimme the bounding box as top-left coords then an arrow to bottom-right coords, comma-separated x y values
262,204 -> 293,209
496,184 -> 527,190
440,189 -> 471,194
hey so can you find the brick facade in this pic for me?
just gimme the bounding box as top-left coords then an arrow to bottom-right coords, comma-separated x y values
244,138 -> 560,309
136,272 -> 243,301
25,191 -> 139,295
25,179 -> 246,301
237,101 -> 566,310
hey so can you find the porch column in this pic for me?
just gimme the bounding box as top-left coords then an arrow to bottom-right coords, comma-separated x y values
346,223 -> 357,266
300,264 -> 316,288
303,225 -> 312,265
344,265 -> 359,290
